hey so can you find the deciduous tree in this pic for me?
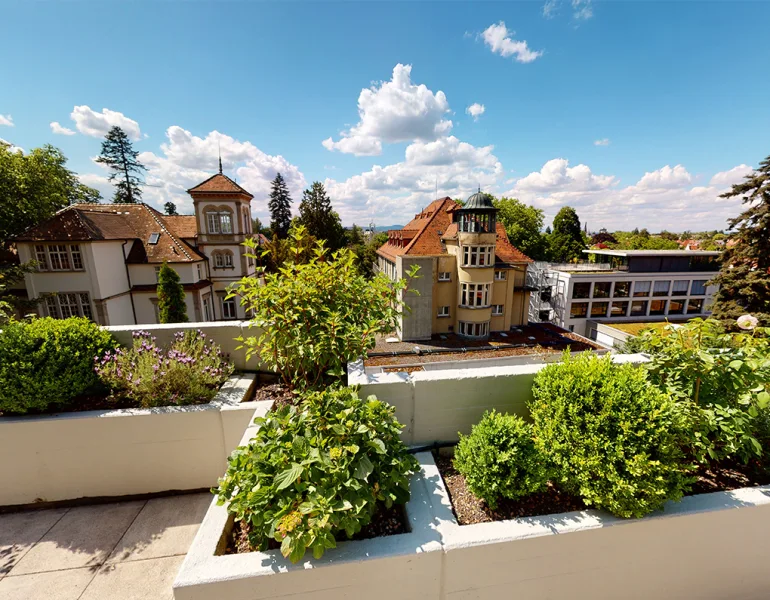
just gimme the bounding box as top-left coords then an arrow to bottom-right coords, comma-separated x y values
164,202 -> 178,216
493,197 -> 548,260
548,206 -> 586,262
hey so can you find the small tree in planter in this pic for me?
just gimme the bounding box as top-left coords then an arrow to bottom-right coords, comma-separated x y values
157,262 -> 188,323
233,225 -> 417,389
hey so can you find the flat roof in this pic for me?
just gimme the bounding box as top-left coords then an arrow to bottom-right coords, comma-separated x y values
583,249 -> 720,258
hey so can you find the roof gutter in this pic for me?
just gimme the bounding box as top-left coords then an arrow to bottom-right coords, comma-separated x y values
122,240 -> 138,325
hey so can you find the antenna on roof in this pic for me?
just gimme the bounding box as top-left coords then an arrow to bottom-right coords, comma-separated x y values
218,142 -> 223,175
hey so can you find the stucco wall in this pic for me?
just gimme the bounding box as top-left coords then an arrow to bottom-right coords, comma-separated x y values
348,353 -> 639,445
398,256 -> 435,341
90,241 -> 131,298
0,374 -> 263,506
104,294 -> 135,326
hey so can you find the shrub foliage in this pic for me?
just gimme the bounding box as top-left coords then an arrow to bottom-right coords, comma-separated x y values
96,330 -> 233,408
454,411 -> 548,508
530,353 -> 694,518
234,225 -> 417,389
214,387 -> 419,563
0,317 -> 117,414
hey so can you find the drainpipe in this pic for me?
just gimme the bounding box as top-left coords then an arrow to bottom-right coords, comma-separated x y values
122,240 -> 138,325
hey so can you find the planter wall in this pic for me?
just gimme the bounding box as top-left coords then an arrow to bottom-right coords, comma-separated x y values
173,450 -> 443,600
348,353 -> 649,445
105,321 -> 265,372
0,374 -> 269,507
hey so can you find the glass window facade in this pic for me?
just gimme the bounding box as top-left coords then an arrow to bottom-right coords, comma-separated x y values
573,282 -> 591,299
668,299 -> 685,314
650,300 -> 667,316
593,282 -> 611,298
687,298 -> 704,314
613,281 -> 631,297
633,281 -> 651,297
570,302 -> 588,318
653,281 -> 671,296
591,302 -> 609,317
610,301 -> 629,317
671,280 -> 689,296
691,280 -> 707,296
630,300 -> 648,317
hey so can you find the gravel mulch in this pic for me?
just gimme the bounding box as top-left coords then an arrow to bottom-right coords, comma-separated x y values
224,502 -> 407,555
690,459 -> 770,494
383,365 -> 425,373
434,453 -> 586,525
251,377 -> 298,408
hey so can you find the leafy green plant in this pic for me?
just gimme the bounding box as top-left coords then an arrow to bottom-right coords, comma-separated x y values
214,387 -> 419,563
0,317 -> 117,414
233,225 -> 418,389
454,410 -> 548,508
157,262 -> 189,323
639,318 -> 770,464
95,330 -> 233,408
530,352 -> 694,518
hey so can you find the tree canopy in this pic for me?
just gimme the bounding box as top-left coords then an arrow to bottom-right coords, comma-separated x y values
548,206 -> 586,262
493,197 -> 548,261
268,173 -> 292,239
164,202 -> 179,216
156,262 -> 188,323
298,181 -> 345,251
0,143 -> 101,249
711,154 -> 770,326
95,126 -> 145,203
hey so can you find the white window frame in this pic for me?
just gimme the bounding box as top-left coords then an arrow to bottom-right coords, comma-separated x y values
154,266 -> 161,282
492,304 -> 504,316
214,253 -> 224,268
462,245 -> 494,268
202,294 -> 212,321
207,213 -> 221,234
494,270 -> 506,281
44,292 -> 93,320
219,212 -> 233,234
458,320 -> 489,338
437,306 -> 450,318
224,252 -> 234,267
221,297 -> 237,319
35,244 -> 84,272
196,264 -> 202,280
438,272 -> 451,282
460,282 -> 492,308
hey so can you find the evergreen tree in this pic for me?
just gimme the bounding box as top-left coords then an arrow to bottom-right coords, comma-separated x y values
710,155 -> 770,326
164,201 -> 178,216
156,262 -> 188,323
268,173 -> 292,239
95,126 -> 145,203
548,206 -> 586,262
298,181 -> 345,250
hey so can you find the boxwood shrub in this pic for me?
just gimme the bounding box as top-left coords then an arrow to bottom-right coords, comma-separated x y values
0,317 -> 117,415
214,387 -> 419,563
530,353 -> 695,518
454,410 -> 548,508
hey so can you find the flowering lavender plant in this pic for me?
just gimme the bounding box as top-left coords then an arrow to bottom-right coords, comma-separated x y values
95,330 -> 234,408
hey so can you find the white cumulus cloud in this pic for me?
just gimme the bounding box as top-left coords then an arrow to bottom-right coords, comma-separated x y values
323,64 -> 452,156
481,22 -> 543,64
709,164 -> 752,187
50,121 -> 76,136
0,137 -> 24,153
0,114 -> 13,127
594,138 -> 610,146
466,103 -> 486,121
635,164 -> 692,190
70,105 -> 142,141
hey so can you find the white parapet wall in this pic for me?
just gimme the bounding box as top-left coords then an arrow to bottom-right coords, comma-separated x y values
0,374 -> 270,507
423,453 -> 770,599
174,443 -> 443,600
105,321 -> 265,372
348,354 -> 650,445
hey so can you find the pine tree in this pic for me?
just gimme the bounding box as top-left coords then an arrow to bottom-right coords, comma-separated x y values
156,262 -> 188,323
268,173 -> 292,239
298,181 -> 345,250
710,155 -> 770,326
164,201 -> 178,216
95,126 -> 145,203
548,206 -> 586,262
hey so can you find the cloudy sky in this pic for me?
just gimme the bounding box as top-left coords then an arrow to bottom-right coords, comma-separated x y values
2,1 -> 769,231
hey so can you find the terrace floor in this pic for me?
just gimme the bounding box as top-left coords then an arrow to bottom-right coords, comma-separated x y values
0,492 -> 210,600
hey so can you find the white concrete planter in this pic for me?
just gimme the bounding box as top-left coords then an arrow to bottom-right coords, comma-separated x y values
0,373 -> 267,507
348,353 -> 650,445
173,451 -> 443,600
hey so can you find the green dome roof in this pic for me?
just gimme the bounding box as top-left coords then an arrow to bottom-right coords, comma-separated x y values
464,189 -> 495,210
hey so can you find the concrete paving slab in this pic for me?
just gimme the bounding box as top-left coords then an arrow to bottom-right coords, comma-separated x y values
10,501 -> 145,575
0,567 -> 94,600
107,493 -> 211,563
0,508 -> 69,575
81,555 -> 184,600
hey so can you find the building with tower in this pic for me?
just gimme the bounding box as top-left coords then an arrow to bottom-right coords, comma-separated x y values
13,166 -> 263,325
376,191 -> 533,340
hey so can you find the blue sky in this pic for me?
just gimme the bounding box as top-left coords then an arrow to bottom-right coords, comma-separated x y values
2,1 -> 769,231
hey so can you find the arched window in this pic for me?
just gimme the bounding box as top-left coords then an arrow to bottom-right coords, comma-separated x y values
212,250 -> 235,269
205,207 -> 234,234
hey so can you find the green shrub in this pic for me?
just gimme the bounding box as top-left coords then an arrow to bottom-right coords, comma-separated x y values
530,353 -> 694,518
454,411 -> 548,508
0,317 -> 117,414
234,225 -> 418,389
95,330 -> 233,408
214,387 -> 419,563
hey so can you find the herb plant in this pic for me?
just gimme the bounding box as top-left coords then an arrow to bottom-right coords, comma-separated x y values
95,330 -> 233,408
0,317 -> 117,414
233,225 -> 418,389
214,387 -> 419,563
530,352 -> 694,518
454,410 -> 548,508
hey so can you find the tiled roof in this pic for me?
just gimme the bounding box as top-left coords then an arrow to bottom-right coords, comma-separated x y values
164,215 -> 198,239
187,173 -> 253,198
15,204 -> 205,264
377,197 -> 532,265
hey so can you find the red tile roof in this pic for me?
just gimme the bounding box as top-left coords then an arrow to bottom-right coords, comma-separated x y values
377,197 -> 532,265
164,215 -> 198,239
187,173 -> 253,198
15,204 -> 205,264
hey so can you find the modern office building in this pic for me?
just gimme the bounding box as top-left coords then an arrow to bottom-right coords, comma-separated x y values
528,249 -> 720,339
